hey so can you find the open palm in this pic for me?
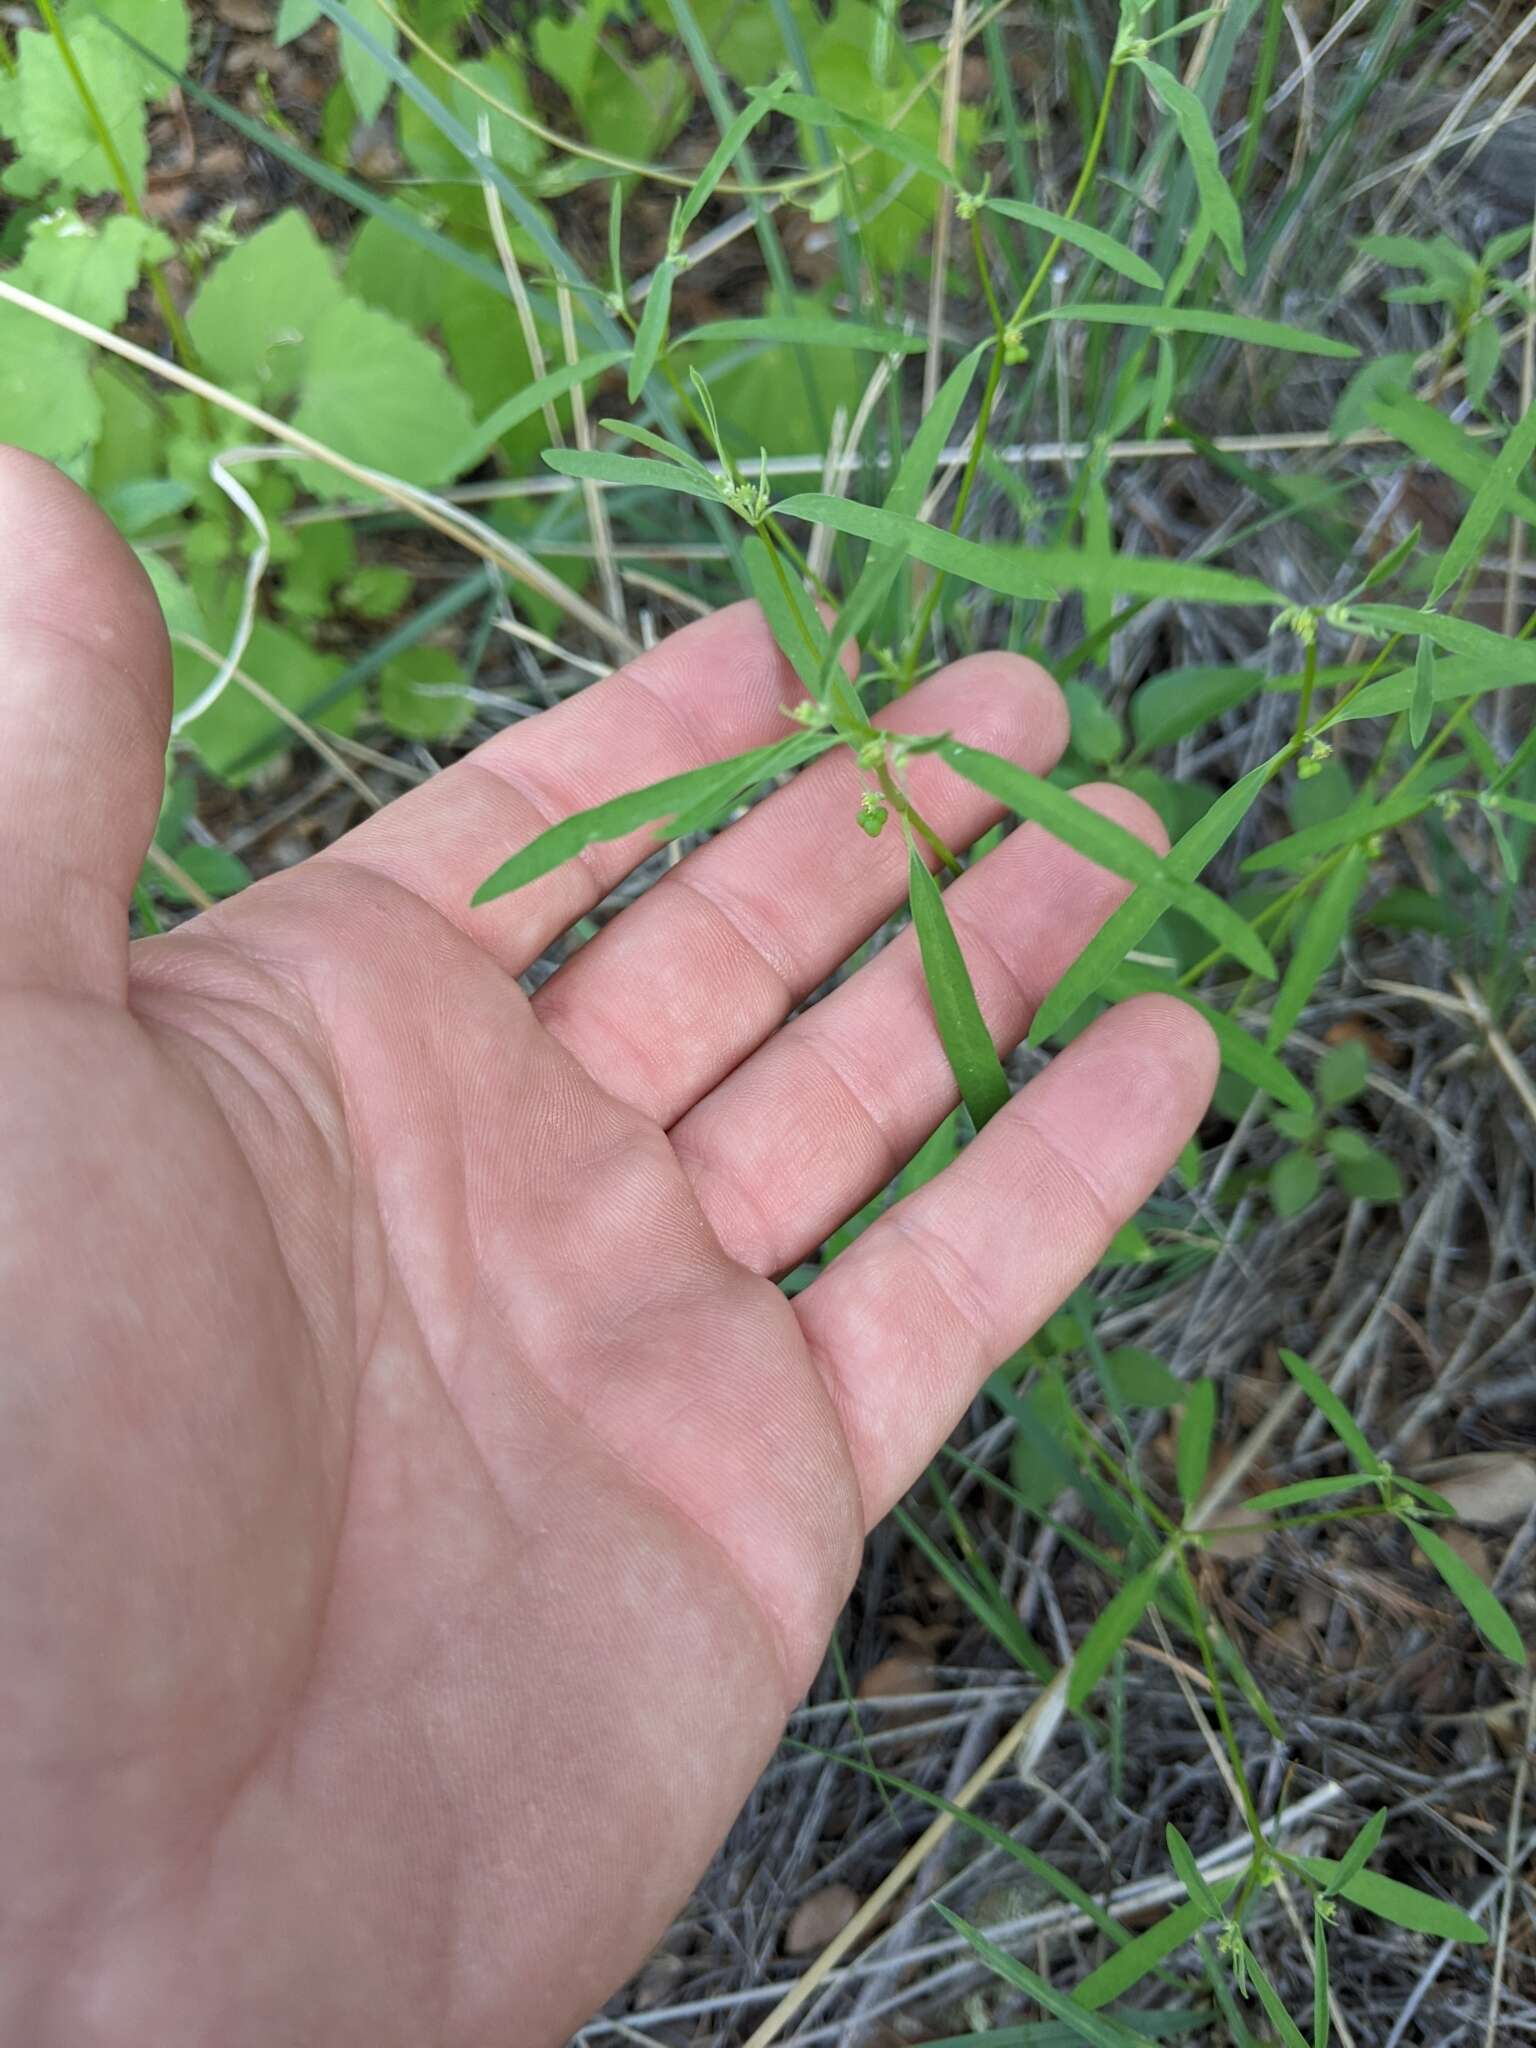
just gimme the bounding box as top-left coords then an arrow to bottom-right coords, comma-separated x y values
0,451 -> 1214,2045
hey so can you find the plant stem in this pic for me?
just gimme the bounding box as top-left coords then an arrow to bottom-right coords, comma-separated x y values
897,60 -> 1123,682
33,0 -> 210,430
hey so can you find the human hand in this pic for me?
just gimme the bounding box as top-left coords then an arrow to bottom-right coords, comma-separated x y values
0,449 -> 1215,2045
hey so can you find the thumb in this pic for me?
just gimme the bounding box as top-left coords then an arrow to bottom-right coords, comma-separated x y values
0,447 -> 171,1000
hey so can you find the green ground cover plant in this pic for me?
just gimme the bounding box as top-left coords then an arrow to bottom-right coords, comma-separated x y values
1,0 -> 1532,2039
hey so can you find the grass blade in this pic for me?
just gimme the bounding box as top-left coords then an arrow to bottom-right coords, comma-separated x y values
933,1909 -> 1149,2046
984,196 -> 1163,290
1411,1522 -> 1527,1666
1313,1903 -> 1330,2048
907,844 -> 1011,1130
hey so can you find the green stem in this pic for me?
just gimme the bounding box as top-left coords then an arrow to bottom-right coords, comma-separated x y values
1005,59 -> 1119,331
34,0 -> 210,430
897,59 -> 1122,684
1174,1548 -> 1267,1849
1292,635 -> 1320,746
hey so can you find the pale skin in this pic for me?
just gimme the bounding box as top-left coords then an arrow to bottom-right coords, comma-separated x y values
0,447 -> 1217,2045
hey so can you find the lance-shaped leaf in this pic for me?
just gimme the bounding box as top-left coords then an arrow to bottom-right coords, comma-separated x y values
676,315 -> 926,353
1028,302 -> 1355,358
1296,1856 -> 1490,1941
677,75 -> 789,236
452,351 -> 628,470
628,258 -> 676,400
933,1908 -> 1150,2046
984,196 -> 1163,290
908,845 -> 1011,1130
471,733 -> 833,904
774,496 -> 1279,606
1131,57 -> 1245,273
1431,392 -> 1536,602
1412,1523 -> 1527,1666
541,447 -> 725,504
1265,845 -> 1367,1049
940,743 -> 1274,977
1031,758 -> 1277,1044
1068,1558 -> 1164,1709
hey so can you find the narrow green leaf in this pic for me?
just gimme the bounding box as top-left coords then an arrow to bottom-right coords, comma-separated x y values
598,419 -> 716,476
1409,634 -> 1435,747
677,77 -> 788,235
1349,601 -> 1536,675
1241,1943 -> 1311,2048
1431,392 -> 1536,602
540,447 -> 724,504
933,1909 -> 1148,2046
1296,1857 -> 1489,1942
1165,1823 -> 1223,1920
908,845 -> 1011,1131
1243,1475 -> 1375,1513
1325,1808 -> 1388,1900
773,496 -> 1279,605
1176,1381 -> 1217,1512
1369,394 -> 1536,530
1032,302 -> 1355,358
1031,757 -> 1279,1044
1277,1349 -> 1383,1475
676,314 -> 927,353
629,260 -> 676,400
1075,1879 -> 1240,2009
1242,787 -> 1439,874
1069,1559 -> 1163,1710
822,345 -> 987,695
1313,1904 -> 1330,2048
1411,1521 -> 1527,1665
471,736 -> 820,904
937,745 -> 1270,975
984,196 -> 1163,290
451,351 -> 628,470
766,85 -> 955,186
1355,520 -> 1424,596
1265,846 -> 1367,1049
788,1741 -> 1126,1946
1132,58 -> 1245,273
741,535 -> 832,699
